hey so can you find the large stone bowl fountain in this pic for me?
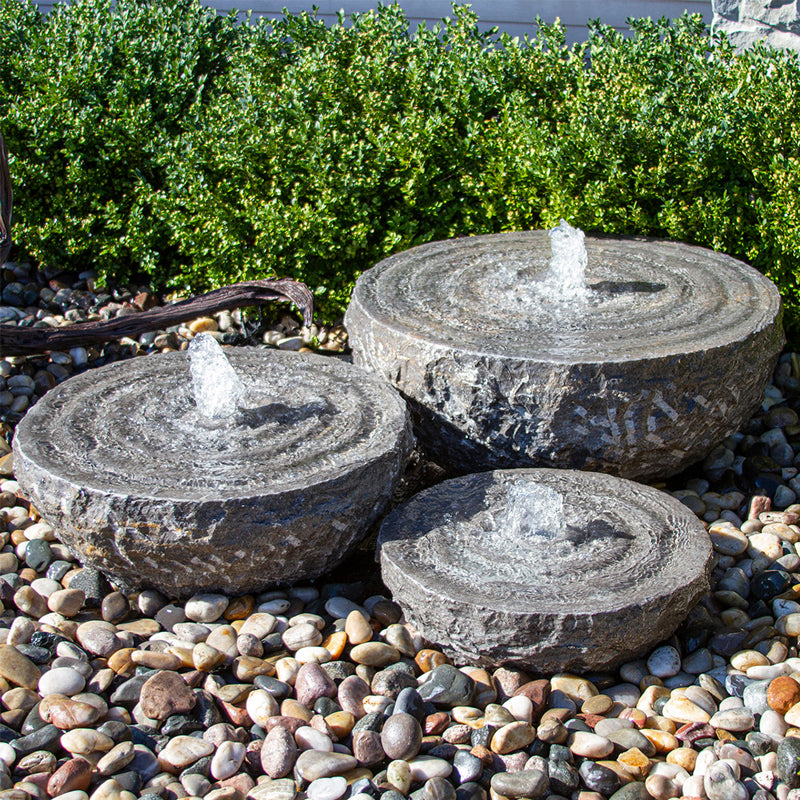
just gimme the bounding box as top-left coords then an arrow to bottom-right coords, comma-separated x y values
13,345 -> 413,597
346,228 -> 784,480
378,468 -> 712,671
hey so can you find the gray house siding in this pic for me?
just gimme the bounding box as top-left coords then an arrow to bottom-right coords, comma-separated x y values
39,0 -> 711,42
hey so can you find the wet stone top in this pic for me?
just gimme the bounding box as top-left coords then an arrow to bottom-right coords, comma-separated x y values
378,468 -> 712,614
14,348 -> 409,500
351,231 -> 782,362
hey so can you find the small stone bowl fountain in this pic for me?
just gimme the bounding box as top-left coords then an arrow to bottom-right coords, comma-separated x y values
346,227 -> 784,480
377,468 -> 712,672
13,340 -> 413,597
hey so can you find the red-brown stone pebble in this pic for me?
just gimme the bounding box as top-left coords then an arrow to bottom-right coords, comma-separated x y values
415,649 -> 450,672
768,676 -> 800,715
46,757 -> 94,796
425,712 -> 451,735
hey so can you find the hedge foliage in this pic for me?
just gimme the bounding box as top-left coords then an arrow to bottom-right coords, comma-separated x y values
2,0 -> 800,330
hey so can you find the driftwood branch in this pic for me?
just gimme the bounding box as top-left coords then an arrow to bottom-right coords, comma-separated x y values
1,277 -> 314,356
0,131 -> 12,268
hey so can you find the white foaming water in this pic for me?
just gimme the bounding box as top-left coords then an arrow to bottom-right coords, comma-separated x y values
188,333 -> 246,418
537,219 -> 589,303
499,481 -> 564,541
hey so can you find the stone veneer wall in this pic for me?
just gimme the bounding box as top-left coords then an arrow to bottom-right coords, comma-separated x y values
712,0 -> 800,52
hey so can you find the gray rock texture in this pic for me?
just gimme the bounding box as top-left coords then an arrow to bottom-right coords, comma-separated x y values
13,348 -> 413,597
346,232 -> 783,480
378,468 -> 713,672
713,0 -> 800,53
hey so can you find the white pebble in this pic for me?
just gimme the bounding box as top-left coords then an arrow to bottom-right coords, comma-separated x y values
295,726 -> 334,752
39,667 -> 86,697
307,777 -> 348,800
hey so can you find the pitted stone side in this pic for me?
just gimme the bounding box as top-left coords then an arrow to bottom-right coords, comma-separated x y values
713,0 -> 800,53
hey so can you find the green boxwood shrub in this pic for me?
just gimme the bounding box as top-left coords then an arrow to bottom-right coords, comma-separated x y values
2,0 -> 800,333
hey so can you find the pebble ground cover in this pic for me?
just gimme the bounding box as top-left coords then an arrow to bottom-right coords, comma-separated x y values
4,262 -> 800,799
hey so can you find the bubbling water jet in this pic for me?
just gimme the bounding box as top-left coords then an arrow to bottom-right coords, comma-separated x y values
537,219 -> 589,303
189,333 -> 246,419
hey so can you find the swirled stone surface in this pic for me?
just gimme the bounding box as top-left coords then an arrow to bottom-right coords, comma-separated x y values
345,232 -> 784,479
13,348 -> 413,597
378,468 -> 712,671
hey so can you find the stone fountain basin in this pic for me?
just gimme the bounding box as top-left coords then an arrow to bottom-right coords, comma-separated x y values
13,348 -> 413,597
345,232 -> 784,480
378,468 -> 712,672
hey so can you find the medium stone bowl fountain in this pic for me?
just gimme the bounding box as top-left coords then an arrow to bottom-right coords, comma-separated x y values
13,344 -> 413,597
346,228 -> 784,479
378,468 -> 712,671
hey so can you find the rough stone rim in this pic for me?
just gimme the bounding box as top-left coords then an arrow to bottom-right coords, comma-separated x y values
13,348 -> 412,502
347,231 -> 782,363
377,468 -> 713,616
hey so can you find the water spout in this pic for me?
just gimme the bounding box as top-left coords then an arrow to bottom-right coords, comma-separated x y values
498,482 -> 564,540
538,219 -> 589,302
188,333 -> 245,418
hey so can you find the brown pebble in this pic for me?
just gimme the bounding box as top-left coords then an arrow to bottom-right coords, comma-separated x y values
768,676 -> 800,715
513,679 -> 551,722
264,716 -> 306,735
261,725 -> 297,778
415,649 -> 450,673
224,595 -> 255,620
139,671 -> 196,720
425,712 -> 451,735
582,694 -> 613,715
370,599 -> 402,626
101,592 -> 129,623
470,744 -> 495,765
493,667 -> 530,702
352,729 -> 385,766
46,757 -> 93,795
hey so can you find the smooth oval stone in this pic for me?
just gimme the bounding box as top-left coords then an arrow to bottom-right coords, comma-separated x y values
0,644 -> 40,689
709,707 -> 755,732
703,760 -> 748,800
157,735 -> 214,771
261,726 -> 297,779
210,740 -> 245,780
423,776 -> 457,800
394,687 -> 426,720
352,730 -> 385,766
307,776 -> 348,800
569,730 -> 614,758
294,750 -> 358,781
349,643 -> 401,668
39,667 -> 85,697
185,593 -> 229,623
60,728 -> 115,755
295,726 -> 334,752
452,750 -> 482,784
295,662 -> 337,708
579,761 -> 621,796
386,759 -> 412,794
490,769 -> 549,799
138,671 -> 196,720
490,721 -> 537,754
381,713 -> 422,761
408,756 -> 453,781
